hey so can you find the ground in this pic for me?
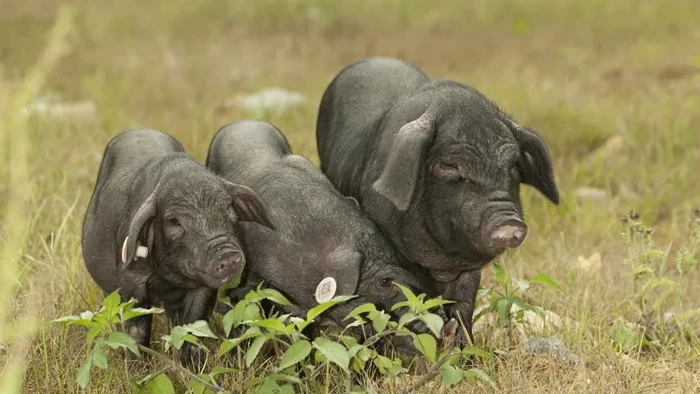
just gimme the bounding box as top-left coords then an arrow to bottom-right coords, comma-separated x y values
1,0 -> 700,393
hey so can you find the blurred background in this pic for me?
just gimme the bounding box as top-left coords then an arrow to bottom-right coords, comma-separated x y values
1,0 -> 699,392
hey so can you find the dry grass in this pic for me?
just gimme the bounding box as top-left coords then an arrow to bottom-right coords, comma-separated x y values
1,0 -> 700,392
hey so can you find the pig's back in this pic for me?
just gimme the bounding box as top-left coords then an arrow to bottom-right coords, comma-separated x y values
316,57 -> 430,196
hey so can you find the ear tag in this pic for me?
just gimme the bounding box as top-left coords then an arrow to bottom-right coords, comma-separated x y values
315,277 -> 337,304
121,236 -> 149,264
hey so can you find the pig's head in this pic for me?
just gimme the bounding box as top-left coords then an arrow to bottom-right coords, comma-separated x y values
368,82 -> 559,273
122,164 -> 275,288
314,226 -> 440,348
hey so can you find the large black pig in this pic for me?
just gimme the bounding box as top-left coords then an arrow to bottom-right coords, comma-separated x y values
316,57 -> 560,343
81,129 -> 274,366
206,120 -> 443,349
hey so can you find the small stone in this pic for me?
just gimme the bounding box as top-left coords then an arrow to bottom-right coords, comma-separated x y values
525,337 -> 582,366
575,187 -> 608,202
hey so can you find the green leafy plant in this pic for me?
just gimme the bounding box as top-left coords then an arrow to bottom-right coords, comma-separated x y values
616,211 -> 700,352
55,282 -> 498,393
475,263 -> 563,328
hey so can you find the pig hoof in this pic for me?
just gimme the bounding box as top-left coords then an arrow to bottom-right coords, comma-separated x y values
181,343 -> 206,370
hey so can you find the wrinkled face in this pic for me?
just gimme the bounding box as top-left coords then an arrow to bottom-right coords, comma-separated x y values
369,86 -> 559,273
421,117 -> 528,265
124,168 -> 274,289
154,186 -> 247,289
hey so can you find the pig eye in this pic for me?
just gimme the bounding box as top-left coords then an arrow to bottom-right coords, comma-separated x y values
166,217 -> 181,227
434,162 -> 463,182
380,277 -> 393,287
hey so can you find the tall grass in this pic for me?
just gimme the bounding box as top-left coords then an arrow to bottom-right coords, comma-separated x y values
0,6 -> 75,392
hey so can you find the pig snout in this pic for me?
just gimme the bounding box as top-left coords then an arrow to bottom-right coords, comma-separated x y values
486,216 -> 528,254
209,249 -> 244,281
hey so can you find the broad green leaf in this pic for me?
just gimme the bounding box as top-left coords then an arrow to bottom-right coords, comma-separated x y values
313,337 -> 350,371
51,315 -> 80,324
91,346 -> 108,369
388,358 -> 406,377
514,279 -> 531,293
86,327 -> 102,347
253,379 -> 280,394
106,332 -> 140,355
76,357 -> 92,389
253,318 -> 288,333
342,303 -> 377,322
165,326 -> 187,351
258,288 -> 292,306
279,384 -> 295,394
509,295 -> 529,311
462,346 -> 493,359
398,312 -> 417,328
419,313 -> 444,338
217,326 -> 263,357
492,264 -> 508,287
122,307 -> 164,321
246,335 -> 269,367
182,320 -> 217,338
393,282 -> 419,311
496,298 -> 513,327
306,295 -> 356,322
412,334 -> 437,362
420,298 -> 455,312
79,311 -> 95,321
390,301 -> 411,312
278,340 -> 311,370
464,368 -> 497,389
102,290 -> 122,312
372,311 -> 390,333
530,273 -> 563,291
222,308 -> 236,338
372,355 -> 393,374
145,373 -> 175,394
182,334 -> 201,347
441,365 -> 463,387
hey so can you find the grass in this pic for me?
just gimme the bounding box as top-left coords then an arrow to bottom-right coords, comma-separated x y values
1,0 -> 699,392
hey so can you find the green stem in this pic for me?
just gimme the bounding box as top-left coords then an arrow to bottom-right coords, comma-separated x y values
398,348 -> 457,394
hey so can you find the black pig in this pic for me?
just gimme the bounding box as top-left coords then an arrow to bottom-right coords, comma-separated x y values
206,120 -> 439,348
81,129 -> 274,366
316,57 -> 560,343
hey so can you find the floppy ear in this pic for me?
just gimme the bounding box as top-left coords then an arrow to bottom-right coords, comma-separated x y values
324,247 -> 363,296
222,180 -> 276,230
372,111 -> 436,211
509,124 -> 560,205
123,190 -> 157,264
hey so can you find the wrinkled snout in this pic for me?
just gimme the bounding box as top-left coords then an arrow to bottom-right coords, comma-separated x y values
487,216 -> 528,255
208,249 -> 244,281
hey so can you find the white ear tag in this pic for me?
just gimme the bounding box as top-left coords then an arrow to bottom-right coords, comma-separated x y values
315,277 -> 337,304
121,236 -> 149,264
121,237 -> 129,264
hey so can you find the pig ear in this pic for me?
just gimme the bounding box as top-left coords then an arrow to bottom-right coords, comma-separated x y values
510,124 -> 560,205
124,190 -> 157,264
372,111 -> 436,211
222,180 -> 276,230
324,247 -> 363,296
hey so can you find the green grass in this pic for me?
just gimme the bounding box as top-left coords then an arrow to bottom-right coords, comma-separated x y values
1,0 -> 700,392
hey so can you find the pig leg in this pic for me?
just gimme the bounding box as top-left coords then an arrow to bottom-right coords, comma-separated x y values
119,273 -> 152,361
170,287 -> 217,368
443,269 -> 481,347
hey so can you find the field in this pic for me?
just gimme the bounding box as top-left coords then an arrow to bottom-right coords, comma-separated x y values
1,0 -> 700,392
